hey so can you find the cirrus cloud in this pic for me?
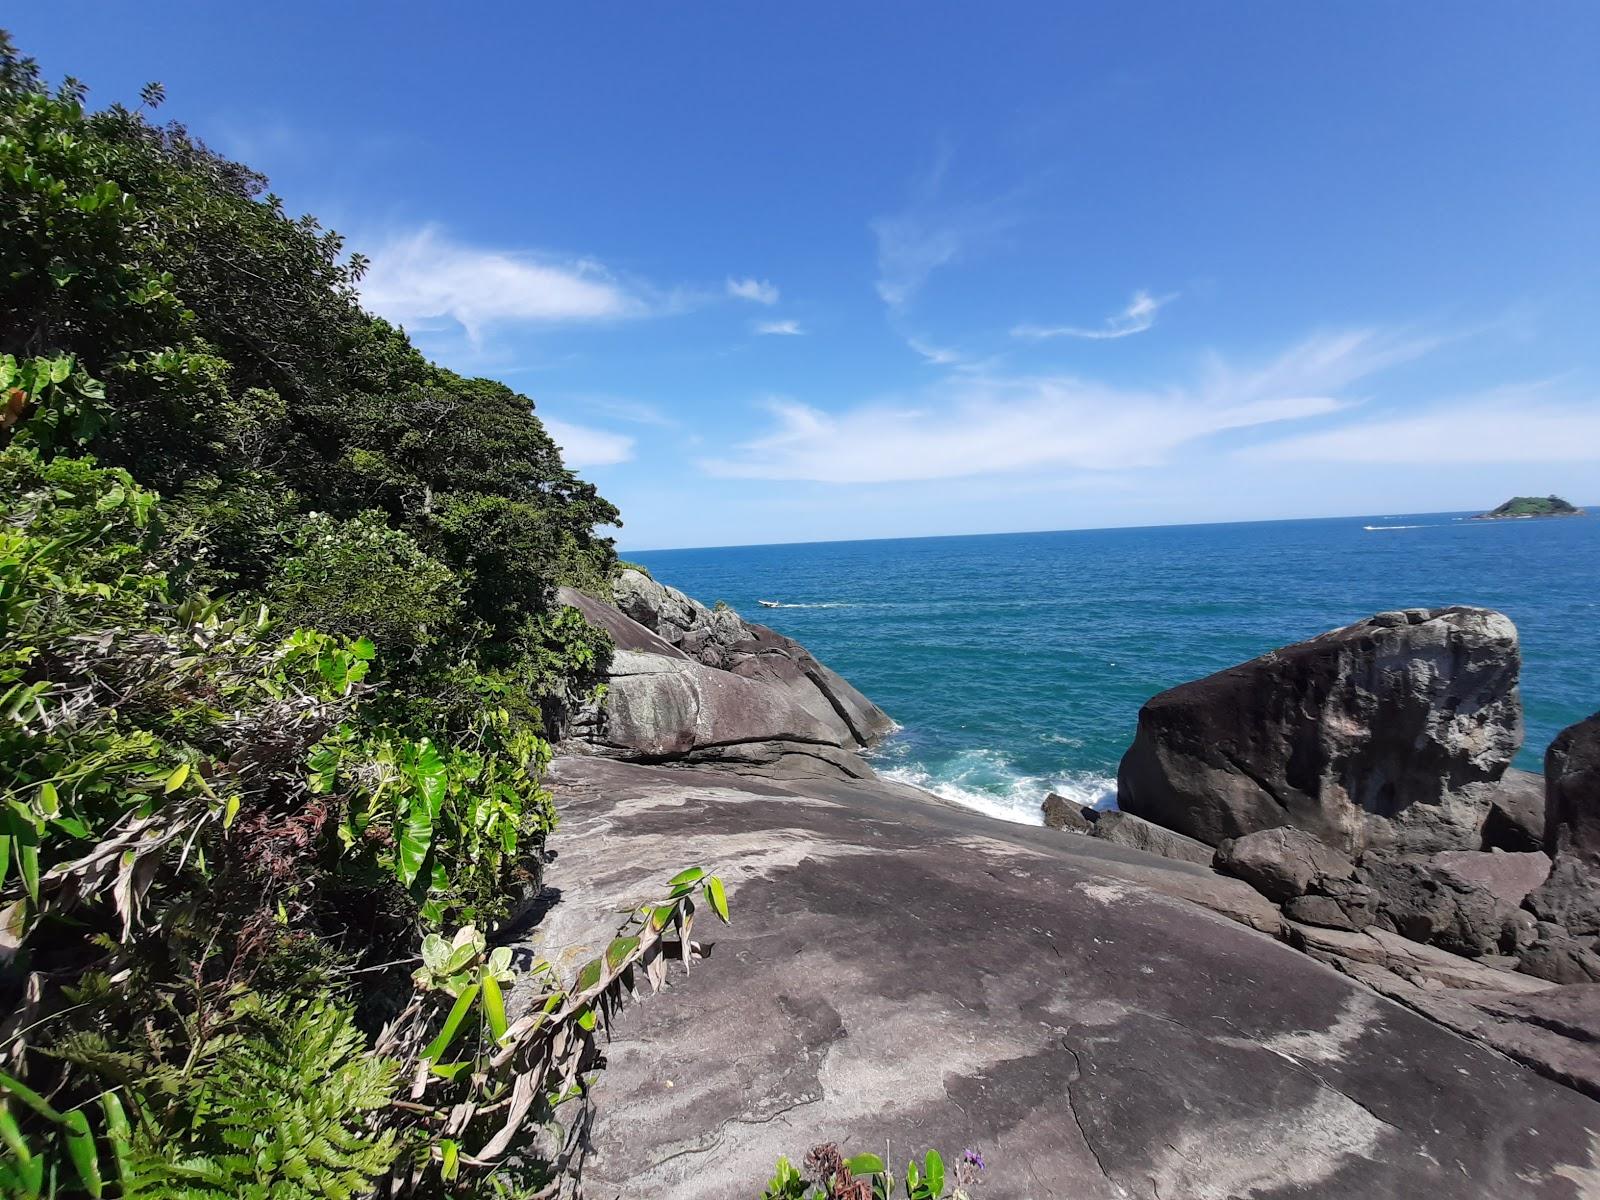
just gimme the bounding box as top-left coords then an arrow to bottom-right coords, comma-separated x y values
727,277 -> 780,305
700,329 -> 1432,483
1013,290 -> 1177,341
540,417 -> 635,468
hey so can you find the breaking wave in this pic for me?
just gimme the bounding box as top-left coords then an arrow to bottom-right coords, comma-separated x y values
876,745 -> 1115,826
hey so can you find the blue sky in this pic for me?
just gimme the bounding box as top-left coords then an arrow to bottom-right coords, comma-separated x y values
13,4 -> 1600,549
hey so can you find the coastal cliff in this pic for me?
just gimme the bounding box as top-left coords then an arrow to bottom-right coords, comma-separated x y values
545,584 -> 1600,1197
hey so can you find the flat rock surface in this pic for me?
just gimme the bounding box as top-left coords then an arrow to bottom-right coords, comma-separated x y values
523,758 -> 1600,1200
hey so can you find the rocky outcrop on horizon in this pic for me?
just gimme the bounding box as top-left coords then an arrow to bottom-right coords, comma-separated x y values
557,570 -> 894,778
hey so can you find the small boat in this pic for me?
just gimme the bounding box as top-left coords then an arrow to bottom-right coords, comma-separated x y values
757,599 -> 782,608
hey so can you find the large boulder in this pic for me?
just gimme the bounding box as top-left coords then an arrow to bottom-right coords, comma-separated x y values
1479,768 -> 1547,852
1527,713 -> 1600,935
609,570 -> 894,748
1085,811 -> 1214,865
1215,826 -> 1355,903
557,576 -> 893,780
1117,607 -> 1522,857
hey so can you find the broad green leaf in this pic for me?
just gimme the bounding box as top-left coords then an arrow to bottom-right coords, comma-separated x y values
845,1153 -> 885,1177
667,866 -> 704,888
17,841 -> 38,904
63,1109 -> 102,1197
36,783 -> 57,818
222,795 -> 240,830
99,1094 -> 131,1186
923,1149 -> 944,1195
480,970 -> 508,1042
575,958 -> 602,993
606,935 -> 639,971
421,983 -> 480,1063
163,763 -> 189,793
0,1103 -> 30,1165
50,816 -> 89,839
575,1005 -> 597,1032
440,1138 -> 460,1181
704,875 -> 730,924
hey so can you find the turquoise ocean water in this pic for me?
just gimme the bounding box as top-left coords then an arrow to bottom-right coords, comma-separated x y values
626,511 -> 1600,825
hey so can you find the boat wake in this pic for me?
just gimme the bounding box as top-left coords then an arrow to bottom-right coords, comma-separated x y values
1363,524 -> 1434,531
757,600 -> 854,608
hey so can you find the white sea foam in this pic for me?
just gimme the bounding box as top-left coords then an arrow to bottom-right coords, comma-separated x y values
879,748 -> 1115,826
1362,524 -> 1434,531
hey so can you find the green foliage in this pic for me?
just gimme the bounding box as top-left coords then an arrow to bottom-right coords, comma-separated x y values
1484,494 -> 1581,517
759,1145 -> 983,1200
268,511 -> 462,661
125,994 -> 401,1199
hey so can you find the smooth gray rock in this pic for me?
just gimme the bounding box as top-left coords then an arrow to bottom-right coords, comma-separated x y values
609,570 -> 894,749
1042,792 -> 1093,832
1528,713 -> 1600,935
1117,607 -> 1523,856
1430,848 -> 1551,907
557,578 -> 892,779
528,758 -> 1600,1200
1520,923 -> 1600,985
1216,825 -> 1355,903
1480,767 -> 1548,852
1087,810 -> 1214,865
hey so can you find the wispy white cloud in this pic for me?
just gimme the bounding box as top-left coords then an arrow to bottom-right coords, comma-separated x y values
754,319 -> 806,336
541,418 -> 635,468
360,225 -> 650,340
1013,290 -> 1177,341
872,147 -> 1015,311
1242,382 -> 1600,464
727,277 -> 780,305
701,329 -> 1429,484
906,336 -> 965,366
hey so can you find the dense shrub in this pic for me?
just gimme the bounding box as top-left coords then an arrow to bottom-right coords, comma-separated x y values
0,32 -> 721,1200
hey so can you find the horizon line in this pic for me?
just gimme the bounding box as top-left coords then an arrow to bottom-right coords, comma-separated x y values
618,501 -> 1596,556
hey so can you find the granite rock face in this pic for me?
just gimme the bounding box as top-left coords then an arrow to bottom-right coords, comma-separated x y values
1083,810 -> 1214,865
1042,792 -> 1093,832
1480,767 -> 1548,852
1215,826 -> 1355,903
557,573 -> 893,779
1528,713 -> 1600,935
528,757 -> 1600,1200
1117,607 -> 1523,856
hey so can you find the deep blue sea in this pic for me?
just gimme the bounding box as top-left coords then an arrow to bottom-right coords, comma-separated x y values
626,511 -> 1600,825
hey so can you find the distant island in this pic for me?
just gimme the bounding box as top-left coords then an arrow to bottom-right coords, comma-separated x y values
1474,494 -> 1586,520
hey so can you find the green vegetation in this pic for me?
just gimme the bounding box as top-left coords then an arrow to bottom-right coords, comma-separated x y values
761,1145 -> 985,1199
0,33 -> 728,1198
1477,495 -> 1584,519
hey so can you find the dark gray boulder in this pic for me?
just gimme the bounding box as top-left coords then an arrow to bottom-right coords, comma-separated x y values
1117,607 -> 1522,856
1480,767 -> 1547,852
1519,923 -> 1600,985
1358,854 -> 1523,958
556,576 -> 892,779
1527,713 -> 1600,935
1215,825 -> 1355,903
1086,810 -> 1214,865
1042,792 -> 1093,832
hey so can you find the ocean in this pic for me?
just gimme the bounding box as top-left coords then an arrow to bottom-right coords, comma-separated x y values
625,511 -> 1600,825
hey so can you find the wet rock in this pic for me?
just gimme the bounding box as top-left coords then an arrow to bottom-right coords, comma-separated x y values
1527,713 -> 1600,935
1042,792 -> 1093,833
1215,826 -> 1355,903
1086,810 -> 1214,865
1117,607 -> 1522,856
